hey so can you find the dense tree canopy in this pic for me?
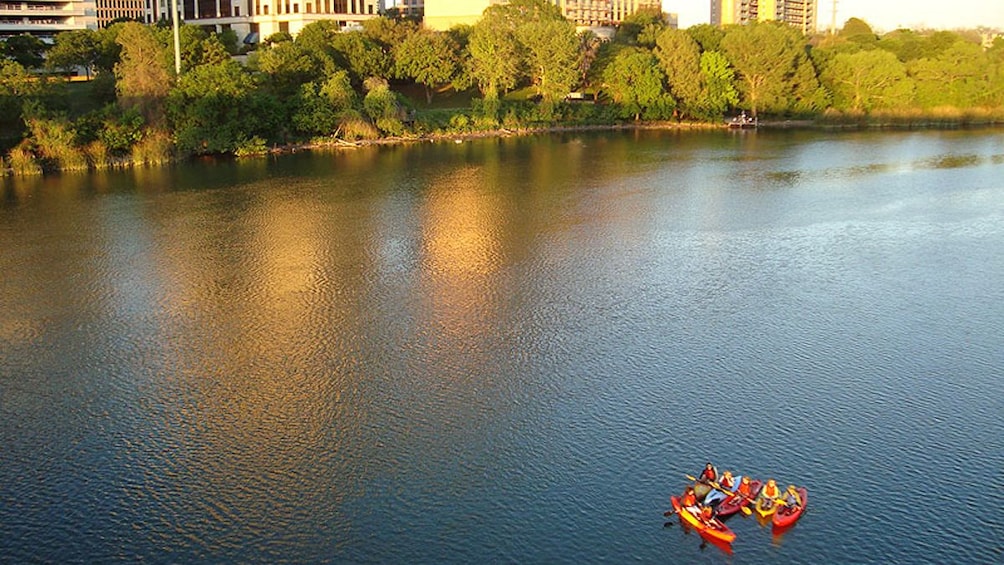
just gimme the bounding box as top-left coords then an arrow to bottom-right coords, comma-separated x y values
4,11 -> 1004,171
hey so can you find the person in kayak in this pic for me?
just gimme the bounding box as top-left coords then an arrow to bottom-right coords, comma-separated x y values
718,470 -> 736,490
681,485 -> 698,508
727,475 -> 753,504
758,478 -> 780,510
699,503 -> 726,530
697,462 -> 718,484
780,485 -> 803,509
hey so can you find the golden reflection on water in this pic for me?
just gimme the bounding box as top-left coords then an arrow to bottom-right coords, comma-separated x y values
422,166 -> 503,282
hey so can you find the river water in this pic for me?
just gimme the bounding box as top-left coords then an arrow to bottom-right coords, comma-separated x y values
1,128 -> 1002,563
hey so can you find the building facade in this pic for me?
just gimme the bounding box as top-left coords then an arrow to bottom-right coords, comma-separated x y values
0,0 -> 97,40
145,0 -> 380,41
711,0 -> 817,34
424,0 -> 662,31
96,0 -> 144,26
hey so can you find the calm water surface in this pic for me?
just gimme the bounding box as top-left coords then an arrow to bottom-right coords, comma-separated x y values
1,129 -> 1003,564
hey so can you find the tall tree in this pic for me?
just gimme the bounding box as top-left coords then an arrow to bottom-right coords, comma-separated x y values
908,40 -> 989,108
330,31 -> 392,83
468,14 -> 522,101
46,30 -> 100,79
720,22 -> 818,117
601,47 -> 674,121
687,23 -> 724,53
253,41 -> 326,97
1,34 -> 47,68
821,49 -> 913,112
696,51 -> 739,119
394,30 -> 461,103
654,28 -> 702,118
518,17 -> 580,107
114,22 -> 171,124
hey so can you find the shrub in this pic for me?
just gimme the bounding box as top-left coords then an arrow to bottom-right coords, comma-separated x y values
83,140 -> 111,169
29,118 -> 87,171
131,129 -> 173,165
8,141 -> 42,176
235,135 -> 268,157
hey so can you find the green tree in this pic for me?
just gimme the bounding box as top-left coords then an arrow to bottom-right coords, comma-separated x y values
687,23 -> 724,53
1,59 -> 43,139
294,20 -> 340,77
168,60 -> 280,153
821,49 -> 913,112
330,31 -> 392,82
615,8 -> 666,47
252,41 -> 326,97
720,22 -> 820,117
908,40 -> 989,108
2,34 -> 47,68
468,14 -> 522,102
362,16 -> 419,52
518,17 -> 580,109
93,24 -> 125,72
654,28 -> 702,117
114,22 -> 171,124
362,76 -> 404,135
696,50 -> 739,119
291,70 -> 357,137
46,30 -> 100,79
601,47 -> 674,120
839,18 -> 877,47
394,30 -> 461,103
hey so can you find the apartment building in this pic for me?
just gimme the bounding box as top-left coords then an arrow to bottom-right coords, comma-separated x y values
0,0 -> 97,40
96,0 -> 143,26
424,0 -> 662,31
711,0 -> 817,34
145,0 -> 380,41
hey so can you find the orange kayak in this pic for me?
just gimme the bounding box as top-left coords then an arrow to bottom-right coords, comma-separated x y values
670,496 -> 736,543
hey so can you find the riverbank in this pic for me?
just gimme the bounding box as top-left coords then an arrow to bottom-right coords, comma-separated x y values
4,116 -> 1003,177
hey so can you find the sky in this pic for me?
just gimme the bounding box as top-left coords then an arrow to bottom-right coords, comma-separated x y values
663,1 -> 1004,33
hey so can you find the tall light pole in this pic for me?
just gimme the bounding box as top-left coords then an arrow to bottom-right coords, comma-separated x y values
171,0 -> 181,74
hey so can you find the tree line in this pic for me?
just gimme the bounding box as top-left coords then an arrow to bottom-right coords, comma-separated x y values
2,0 -> 1003,174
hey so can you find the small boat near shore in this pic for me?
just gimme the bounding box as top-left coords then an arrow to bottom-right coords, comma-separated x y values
727,113 -> 758,128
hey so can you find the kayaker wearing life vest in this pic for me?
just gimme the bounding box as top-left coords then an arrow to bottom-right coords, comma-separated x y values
698,462 -> 718,484
718,470 -> 736,490
728,475 -> 753,504
681,485 -> 698,508
758,478 -> 780,509
700,503 -> 723,527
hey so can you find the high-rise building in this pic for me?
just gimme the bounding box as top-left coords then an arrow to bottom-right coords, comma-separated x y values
96,0 -> 144,27
0,0 -> 97,41
424,0 -> 663,31
145,0 -> 380,42
711,0 -> 817,34
391,0 -> 421,18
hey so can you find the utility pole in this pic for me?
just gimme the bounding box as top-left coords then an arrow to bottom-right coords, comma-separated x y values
830,0 -> 837,35
171,0 -> 181,74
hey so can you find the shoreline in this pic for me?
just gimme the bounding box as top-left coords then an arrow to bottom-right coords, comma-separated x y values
4,118 -> 1003,177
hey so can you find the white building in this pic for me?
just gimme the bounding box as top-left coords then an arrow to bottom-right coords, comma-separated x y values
145,0 -> 380,43
0,0 -> 97,41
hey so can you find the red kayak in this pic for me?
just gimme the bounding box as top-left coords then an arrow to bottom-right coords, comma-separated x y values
772,487 -> 808,529
716,479 -> 762,518
671,496 -> 736,543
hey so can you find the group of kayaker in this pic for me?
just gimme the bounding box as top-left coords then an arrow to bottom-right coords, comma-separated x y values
668,461 -> 808,543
